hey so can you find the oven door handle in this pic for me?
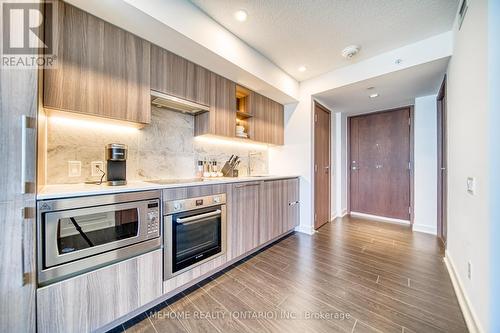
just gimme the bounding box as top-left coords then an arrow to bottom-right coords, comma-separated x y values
176,209 -> 222,225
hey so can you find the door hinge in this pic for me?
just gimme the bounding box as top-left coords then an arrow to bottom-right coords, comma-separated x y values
314,164 -> 318,172
315,113 -> 318,123
408,117 -> 411,126
408,162 -> 411,170
314,213 -> 317,221
408,206 -> 411,215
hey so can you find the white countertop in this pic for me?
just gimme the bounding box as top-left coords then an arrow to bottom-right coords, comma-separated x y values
37,175 -> 299,200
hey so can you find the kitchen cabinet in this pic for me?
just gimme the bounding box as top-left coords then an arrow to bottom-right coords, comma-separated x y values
284,178 -> 300,232
44,1 -> 151,124
37,249 -> 163,333
252,93 -> 284,145
195,73 -> 236,137
259,178 -> 299,244
259,180 -> 286,243
230,182 -> 260,259
150,45 -> 211,106
0,40 -> 38,332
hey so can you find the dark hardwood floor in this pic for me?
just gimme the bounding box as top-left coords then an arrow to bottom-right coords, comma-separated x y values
111,216 -> 468,333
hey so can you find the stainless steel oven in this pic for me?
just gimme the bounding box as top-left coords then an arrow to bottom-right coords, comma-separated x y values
37,190 -> 162,285
164,194 -> 226,280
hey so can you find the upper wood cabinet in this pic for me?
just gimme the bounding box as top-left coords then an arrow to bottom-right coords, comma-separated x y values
43,1 -> 151,124
150,45 -> 211,106
195,73 -> 236,137
253,93 -> 284,145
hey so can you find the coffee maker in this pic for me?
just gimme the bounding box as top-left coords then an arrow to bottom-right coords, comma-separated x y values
105,143 -> 127,186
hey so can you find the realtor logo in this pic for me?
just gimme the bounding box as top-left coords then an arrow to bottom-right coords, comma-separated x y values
1,1 -> 57,68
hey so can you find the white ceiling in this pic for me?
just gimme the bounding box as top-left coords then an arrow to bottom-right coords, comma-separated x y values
315,57 -> 449,115
189,0 -> 458,81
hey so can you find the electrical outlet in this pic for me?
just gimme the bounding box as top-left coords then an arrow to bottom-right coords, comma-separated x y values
467,177 -> 475,195
467,261 -> 472,280
91,161 -> 104,177
68,161 -> 81,177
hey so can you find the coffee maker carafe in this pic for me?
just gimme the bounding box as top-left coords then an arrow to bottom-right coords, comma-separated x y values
106,143 -> 127,186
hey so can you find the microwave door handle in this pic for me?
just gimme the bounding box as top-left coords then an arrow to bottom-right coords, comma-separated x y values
176,209 -> 222,225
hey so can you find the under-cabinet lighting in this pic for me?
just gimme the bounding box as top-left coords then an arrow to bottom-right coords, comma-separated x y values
47,109 -> 140,133
194,135 -> 269,150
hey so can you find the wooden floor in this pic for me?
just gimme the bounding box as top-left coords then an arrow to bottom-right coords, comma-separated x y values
112,216 -> 468,333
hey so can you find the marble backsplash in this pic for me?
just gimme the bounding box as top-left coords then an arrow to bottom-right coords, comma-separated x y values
46,107 -> 268,184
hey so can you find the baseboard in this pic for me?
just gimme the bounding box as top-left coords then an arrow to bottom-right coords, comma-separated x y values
340,209 -> 348,217
444,251 -> 483,333
294,224 -> 316,235
412,224 -> 437,235
350,212 -> 410,225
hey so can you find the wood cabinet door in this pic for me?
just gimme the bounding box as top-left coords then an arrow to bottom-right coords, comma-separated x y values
0,34 -> 38,332
252,94 -> 284,145
252,93 -> 269,143
151,45 -> 188,99
285,178 -> 300,232
259,180 -> 285,244
44,1 -> 151,124
151,45 -> 211,106
37,250 -> 163,333
230,182 -> 260,259
270,100 -> 284,145
212,74 -> 236,137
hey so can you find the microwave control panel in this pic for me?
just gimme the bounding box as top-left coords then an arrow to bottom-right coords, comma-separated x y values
146,200 -> 160,236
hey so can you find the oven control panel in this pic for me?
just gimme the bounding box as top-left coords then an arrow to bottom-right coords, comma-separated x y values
164,194 -> 226,215
146,200 -> 160,235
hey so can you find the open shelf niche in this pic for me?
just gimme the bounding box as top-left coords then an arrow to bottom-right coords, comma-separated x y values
235,85 -> 253,139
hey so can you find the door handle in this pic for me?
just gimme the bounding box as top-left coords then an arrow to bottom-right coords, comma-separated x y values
176,209 -> 222,225
351,166 -> 359,171
235,183 -> 260,188
21,115 -> 35,194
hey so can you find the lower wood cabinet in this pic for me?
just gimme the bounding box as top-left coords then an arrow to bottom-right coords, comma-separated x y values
229,182 -> 261,259
259,178 -> 299,244
37,250 -> 163,333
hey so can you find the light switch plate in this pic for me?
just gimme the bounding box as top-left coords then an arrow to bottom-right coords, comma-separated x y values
68,161 -> 81,177
467,177 -> 475,195
91,161 -> 104,176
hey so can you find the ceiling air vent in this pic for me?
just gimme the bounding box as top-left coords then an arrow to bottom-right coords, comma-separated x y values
458,0 -> 468,30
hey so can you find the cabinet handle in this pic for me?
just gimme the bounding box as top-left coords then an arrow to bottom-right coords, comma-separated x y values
235,183 -> 260,188
288,201 -> 299,206
21,115 -> 35,194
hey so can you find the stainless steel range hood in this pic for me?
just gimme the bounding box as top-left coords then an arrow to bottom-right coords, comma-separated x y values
150,90 -> 210,115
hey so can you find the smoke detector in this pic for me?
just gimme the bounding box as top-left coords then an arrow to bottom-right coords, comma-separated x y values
342,45 -> 360,59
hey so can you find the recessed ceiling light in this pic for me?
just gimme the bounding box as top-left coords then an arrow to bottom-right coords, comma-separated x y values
234,9 -> 248,22
369,93 -> 379,98
298,66 -> 307,72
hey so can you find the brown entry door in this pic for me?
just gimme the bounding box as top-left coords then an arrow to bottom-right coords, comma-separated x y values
314,103 -> 331,229
350,108 -> 411,220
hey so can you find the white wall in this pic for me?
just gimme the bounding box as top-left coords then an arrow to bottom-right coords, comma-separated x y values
270,34 -> 453,234
413,95 -> 438,234
445,0 -> 490,331
489,0 -> 500,331
330,111 -> 337,219
336,113 -> 348,217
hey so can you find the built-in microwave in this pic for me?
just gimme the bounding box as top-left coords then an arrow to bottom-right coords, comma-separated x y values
163,194 -> 226,280
37,190 -> 162,285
